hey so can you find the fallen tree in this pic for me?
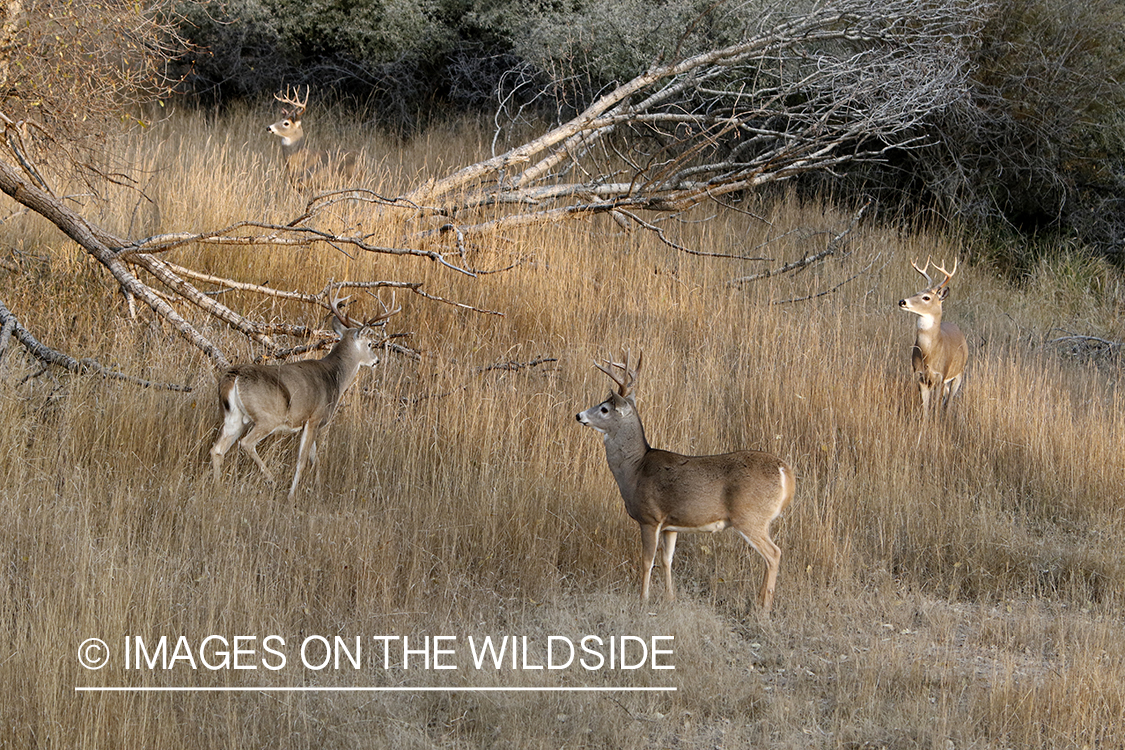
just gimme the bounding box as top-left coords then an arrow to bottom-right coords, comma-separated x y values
0,0 -> 985,383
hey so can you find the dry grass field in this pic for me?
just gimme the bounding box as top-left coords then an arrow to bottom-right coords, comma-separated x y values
2,106 -> 1124,748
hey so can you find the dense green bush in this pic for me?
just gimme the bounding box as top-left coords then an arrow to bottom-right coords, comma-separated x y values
917,0 -> 1125,261
175,0 -> 522,122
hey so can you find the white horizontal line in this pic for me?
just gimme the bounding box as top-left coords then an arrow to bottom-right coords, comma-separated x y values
76,686 -> 676,693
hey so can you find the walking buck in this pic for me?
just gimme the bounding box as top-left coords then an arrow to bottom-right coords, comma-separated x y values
210,301 -> 395,499
898,257 -> 968,418
576,354 -> 796,612
267,85 -> 358,192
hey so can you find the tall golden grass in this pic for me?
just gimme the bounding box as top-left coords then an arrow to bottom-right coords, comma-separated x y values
1,105 -> 1124,747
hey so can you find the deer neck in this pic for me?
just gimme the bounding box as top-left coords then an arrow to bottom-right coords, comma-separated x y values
602,412 -> 650,503
914,311 -> 944,351
318,341 -> 363,397
279,129 -> 305,152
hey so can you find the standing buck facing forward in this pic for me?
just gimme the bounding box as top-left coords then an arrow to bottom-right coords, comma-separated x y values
576,354 -> 795,612
210,302 -> 395,499
267,85 -> 358,192
898,257 -> 968,418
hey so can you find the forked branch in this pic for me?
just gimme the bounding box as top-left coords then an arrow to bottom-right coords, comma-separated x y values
378,0 -> 981,250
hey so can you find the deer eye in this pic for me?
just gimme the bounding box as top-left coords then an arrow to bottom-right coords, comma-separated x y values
282,120 -> 291,127
599,404 -> 610,414
922,295 -> 931,301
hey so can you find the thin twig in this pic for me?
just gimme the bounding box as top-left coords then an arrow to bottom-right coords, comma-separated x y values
476,357 -> 559,373
771,254 -> 884,304
728,201 -> 870,287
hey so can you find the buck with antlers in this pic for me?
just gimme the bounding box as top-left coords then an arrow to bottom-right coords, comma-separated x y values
210,300 -> 395,499
576,354 -> 796,612
898,257 -> 969,418
267,85 -> 358,191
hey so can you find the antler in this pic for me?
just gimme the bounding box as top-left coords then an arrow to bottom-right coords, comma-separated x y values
911,255 -> 959,292
910,256 -> 933,287
594,350 -> 643,397
931,257 -> 959,292
273,84 -> 309,116
327,291 -> 354,330
328,290 -> 400,331
362,292 -> 402,328
362,296 -> 401,329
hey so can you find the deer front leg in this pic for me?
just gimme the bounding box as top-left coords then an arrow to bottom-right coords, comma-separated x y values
288,421 -> 319,499
639,524 -> 660,604
660,529 -> 678,602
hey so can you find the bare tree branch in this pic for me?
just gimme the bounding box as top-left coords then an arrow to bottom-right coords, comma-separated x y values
369,0 -> 982,249
0,296 -> 192,390
0,0 -> 988,386
0,152 -> 232,369
729,201 -> 871,287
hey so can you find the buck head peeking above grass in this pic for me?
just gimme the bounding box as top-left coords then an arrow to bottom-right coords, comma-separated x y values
267,85 -> 358,192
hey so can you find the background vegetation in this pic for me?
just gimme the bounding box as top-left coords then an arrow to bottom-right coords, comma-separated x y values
1,109 -> 1124,747
1,0 -> 1124,745
174,0 -> 1125,259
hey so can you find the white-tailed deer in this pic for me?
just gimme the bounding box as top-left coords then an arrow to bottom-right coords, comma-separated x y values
267,85 -> 358,192
898,257 -> 968,417
210,301 -> 395,499
576,354 -> 796,612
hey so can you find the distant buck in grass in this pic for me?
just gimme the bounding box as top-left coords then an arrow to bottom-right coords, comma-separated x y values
576,353 -> 796,612
898,257 -> 968,418
210,300 -> 395,499
267,85 -> 358,192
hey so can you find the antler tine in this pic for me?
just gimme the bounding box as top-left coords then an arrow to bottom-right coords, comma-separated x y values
931,257 -> 959,291
273,84 -> 309,114
594,350 -> 642,397
594,358 -> 630,396
910,256 -> 934,287
620,348 -> 642,393
327,291 -> 357,329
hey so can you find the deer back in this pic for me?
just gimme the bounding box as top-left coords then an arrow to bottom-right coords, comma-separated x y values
635,448 -> 792,529
219,327 -> 375,428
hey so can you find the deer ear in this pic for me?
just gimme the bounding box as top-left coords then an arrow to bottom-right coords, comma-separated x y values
330,315 -> 347,336
938,286 -> 951,301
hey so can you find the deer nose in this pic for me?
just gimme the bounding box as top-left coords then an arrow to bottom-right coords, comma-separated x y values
575,413 -> 585,424
898,299 -> 907,308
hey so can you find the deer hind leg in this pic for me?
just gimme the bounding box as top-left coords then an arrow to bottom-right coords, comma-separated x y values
736,527 -> 782,613
308,435 -> 321,485
659,530 -> 678,602
638,524 -> 661,604
942,373 -> 963,412
210,406 -> 249,482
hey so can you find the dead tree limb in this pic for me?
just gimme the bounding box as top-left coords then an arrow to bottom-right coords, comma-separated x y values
729,201 -> 871,287
368,0 -> 982,249
0,296 -> 192,390
0,154 -> 232,369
